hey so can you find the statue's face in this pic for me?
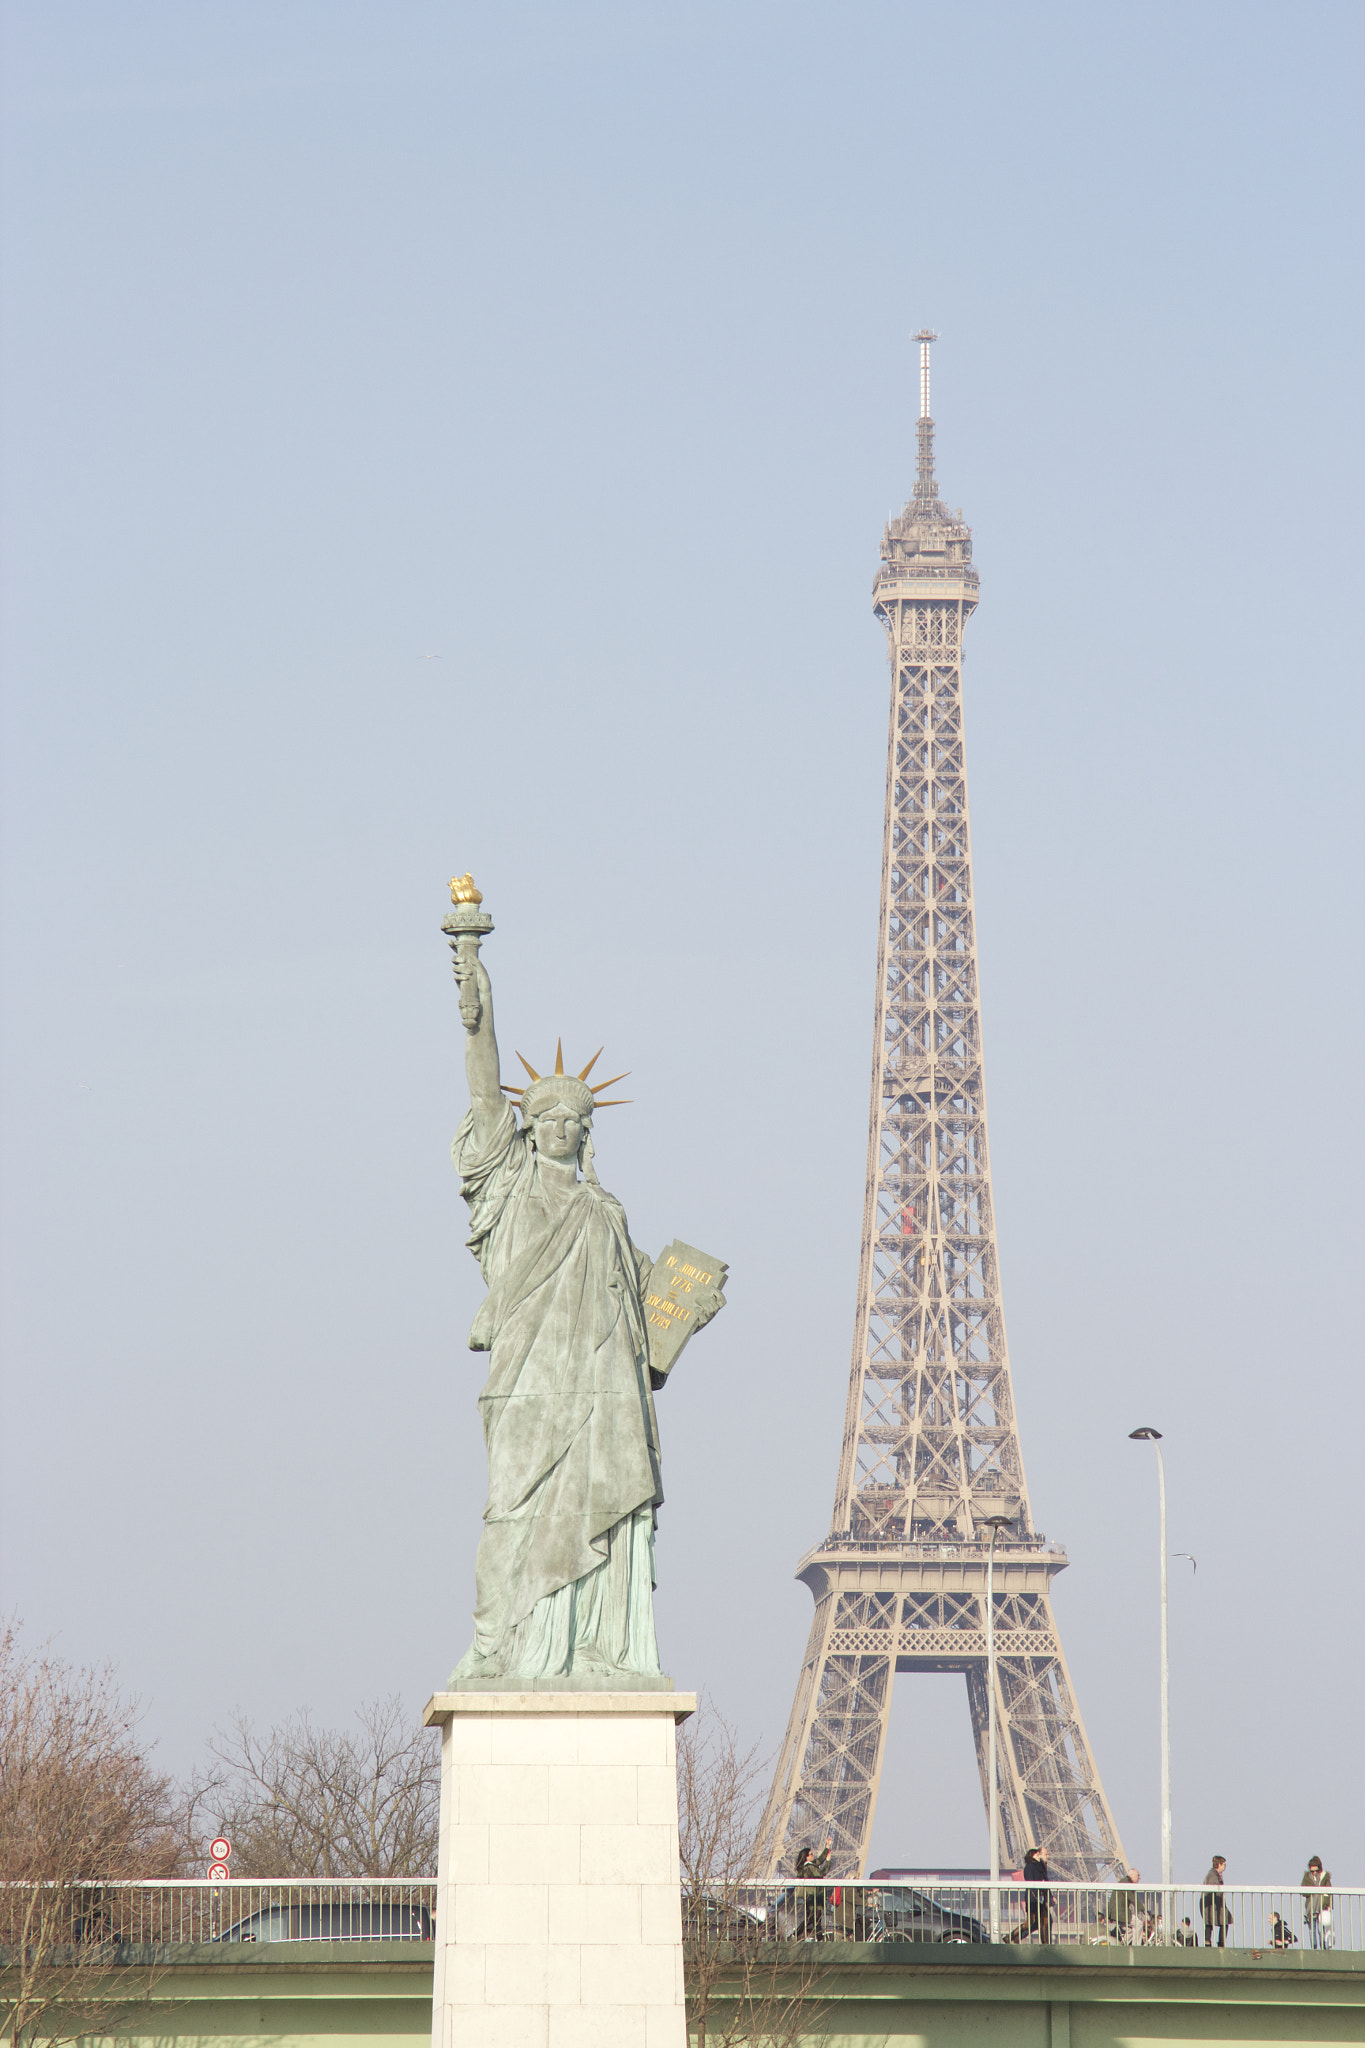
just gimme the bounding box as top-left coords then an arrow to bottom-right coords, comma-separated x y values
533,1107 -> 584,1162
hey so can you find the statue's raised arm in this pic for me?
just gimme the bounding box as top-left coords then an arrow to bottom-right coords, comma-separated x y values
457,954 -> 502,1146
444,875 -> 502,1150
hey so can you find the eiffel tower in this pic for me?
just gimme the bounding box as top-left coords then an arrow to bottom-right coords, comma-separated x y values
756,336 -> 1127,1883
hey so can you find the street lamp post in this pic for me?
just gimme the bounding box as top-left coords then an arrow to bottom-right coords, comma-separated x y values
1129,1427 -> 1171,1941
981,1511 -> 1015,1943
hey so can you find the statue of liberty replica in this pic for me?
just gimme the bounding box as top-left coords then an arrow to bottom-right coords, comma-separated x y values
443,878 -> 727,1690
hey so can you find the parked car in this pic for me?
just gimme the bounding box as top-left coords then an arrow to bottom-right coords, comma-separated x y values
874,1885 -> 986,1944
681,1891 -> 764,1943
216,1901 -> 431,1943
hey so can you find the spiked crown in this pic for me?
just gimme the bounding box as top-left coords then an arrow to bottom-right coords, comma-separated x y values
503,1041 -> 632,1120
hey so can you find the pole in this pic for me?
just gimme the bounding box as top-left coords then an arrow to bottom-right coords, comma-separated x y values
1156,1442 -> 1171,1941
1129,1427 -> 1170,1943
987,1524 -> 1000,1944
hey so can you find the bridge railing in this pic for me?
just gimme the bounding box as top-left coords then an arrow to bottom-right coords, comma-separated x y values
686,1881 -> 1364,1952
0,1879 -> 437,1949
4,1877 -> 1358,1954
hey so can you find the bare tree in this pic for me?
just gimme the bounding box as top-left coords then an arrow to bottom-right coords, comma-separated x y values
678,1698 -> 834,2048
0,1623 -> 182,2048
190,1698 -> 439,1877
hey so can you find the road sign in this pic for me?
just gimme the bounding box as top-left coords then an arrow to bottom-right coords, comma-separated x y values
210,1837 -> 232,1863
207,1862 -> 230,1881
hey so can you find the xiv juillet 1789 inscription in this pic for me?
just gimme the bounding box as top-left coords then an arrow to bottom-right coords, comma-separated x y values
644,1242 -> 729,1384
441,876 -> 728,1690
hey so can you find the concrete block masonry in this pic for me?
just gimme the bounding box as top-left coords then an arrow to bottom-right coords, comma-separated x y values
423,1690 -> 695,2048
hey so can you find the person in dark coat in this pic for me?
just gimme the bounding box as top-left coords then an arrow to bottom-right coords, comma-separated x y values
1021,1845 -> 1053,1944
1201,1856 -> 1231,1947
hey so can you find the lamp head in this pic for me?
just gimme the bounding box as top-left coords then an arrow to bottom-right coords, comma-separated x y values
1128,1427 -> 1163,1441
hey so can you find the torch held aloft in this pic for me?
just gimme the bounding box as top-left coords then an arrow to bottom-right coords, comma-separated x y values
442,877 -> 494,1031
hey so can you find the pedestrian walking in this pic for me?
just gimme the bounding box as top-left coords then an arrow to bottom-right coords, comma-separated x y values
1201,1855 -> 1231,1948
1022,1845 -> 1053,1944
1105,1868 -> 1141,1945
1302,1858 -> 1333,1951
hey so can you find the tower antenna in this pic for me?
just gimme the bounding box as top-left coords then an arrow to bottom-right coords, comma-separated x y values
912,328 -> 940,504
913,327 -> 939,419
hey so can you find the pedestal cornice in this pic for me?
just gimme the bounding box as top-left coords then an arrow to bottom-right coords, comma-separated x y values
423,1690 -> 697,1726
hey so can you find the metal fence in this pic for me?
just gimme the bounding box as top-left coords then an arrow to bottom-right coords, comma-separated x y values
0,1880 -> 437,1949
4,1878 -> 1358,1955
685,1882 -> 1364,1953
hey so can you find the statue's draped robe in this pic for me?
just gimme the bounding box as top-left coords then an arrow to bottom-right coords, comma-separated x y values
452,1102 -> 664,1681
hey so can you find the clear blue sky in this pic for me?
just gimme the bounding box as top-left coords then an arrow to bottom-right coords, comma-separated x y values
2,0 -> 1361,1881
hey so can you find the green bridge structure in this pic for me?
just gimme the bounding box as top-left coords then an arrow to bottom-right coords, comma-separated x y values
54,1938 -> 1365,2048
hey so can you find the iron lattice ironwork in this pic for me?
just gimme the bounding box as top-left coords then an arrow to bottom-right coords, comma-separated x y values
757,337 -> 1127,1884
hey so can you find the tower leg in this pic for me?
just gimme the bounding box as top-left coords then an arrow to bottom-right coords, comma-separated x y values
756,1596 -> 894,1878
965,1593 -> 1126,1881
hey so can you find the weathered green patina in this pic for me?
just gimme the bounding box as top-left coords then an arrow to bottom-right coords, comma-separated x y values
442,889 -> 726,1690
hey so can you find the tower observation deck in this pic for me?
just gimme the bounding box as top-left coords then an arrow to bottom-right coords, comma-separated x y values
755,335 -> 1127,1882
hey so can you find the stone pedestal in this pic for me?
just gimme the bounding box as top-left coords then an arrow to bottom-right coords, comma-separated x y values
424,1689 -> 696,2048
